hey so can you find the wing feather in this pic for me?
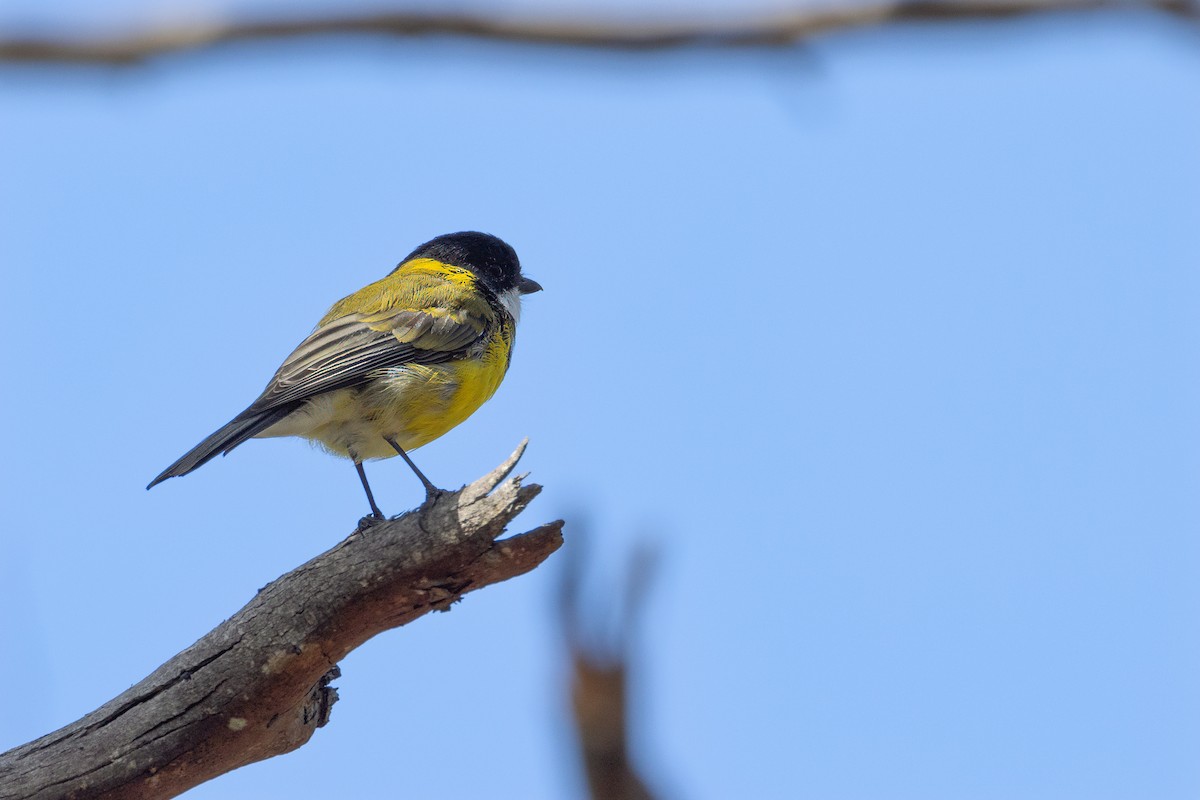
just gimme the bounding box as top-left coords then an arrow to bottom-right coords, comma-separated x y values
247,304 -> 490,412
149,263 -> 498,488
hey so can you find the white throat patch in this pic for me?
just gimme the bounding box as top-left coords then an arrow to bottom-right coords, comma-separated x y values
500,287 -> 522,324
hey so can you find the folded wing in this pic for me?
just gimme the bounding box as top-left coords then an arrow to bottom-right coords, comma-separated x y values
147,303 -> 491,489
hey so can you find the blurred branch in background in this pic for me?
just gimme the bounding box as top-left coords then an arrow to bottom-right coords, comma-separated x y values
560,525 -> 664,800
0,0 -> 1195,65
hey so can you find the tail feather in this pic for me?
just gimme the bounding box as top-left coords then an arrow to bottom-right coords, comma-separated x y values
147,406 -> 295,490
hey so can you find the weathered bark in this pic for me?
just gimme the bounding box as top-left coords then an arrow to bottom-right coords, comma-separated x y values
0,441 -> 562,800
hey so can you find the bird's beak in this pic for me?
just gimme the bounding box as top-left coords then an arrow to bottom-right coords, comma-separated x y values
518,276 -> 543,295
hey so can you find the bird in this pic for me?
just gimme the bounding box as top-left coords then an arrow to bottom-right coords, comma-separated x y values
147,231 -> 542,521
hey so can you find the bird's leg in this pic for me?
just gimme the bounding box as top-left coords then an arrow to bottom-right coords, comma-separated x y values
353,458 -> 385,526
383,436 -> 442,501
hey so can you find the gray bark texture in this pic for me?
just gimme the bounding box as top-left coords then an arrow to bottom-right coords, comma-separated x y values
0,441 -> 562,800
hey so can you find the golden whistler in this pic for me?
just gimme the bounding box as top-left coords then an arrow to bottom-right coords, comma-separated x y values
148,232 -> 541,519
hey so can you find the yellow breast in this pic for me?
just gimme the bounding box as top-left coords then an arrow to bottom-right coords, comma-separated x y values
275,320 -> 515,461
365,324 -> 513,453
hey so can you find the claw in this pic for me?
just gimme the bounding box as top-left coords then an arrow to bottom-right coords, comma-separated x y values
356,513 -> 385,533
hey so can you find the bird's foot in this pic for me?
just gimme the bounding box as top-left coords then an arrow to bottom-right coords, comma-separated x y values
421,485 -> 447,506
356,512 -> 386,533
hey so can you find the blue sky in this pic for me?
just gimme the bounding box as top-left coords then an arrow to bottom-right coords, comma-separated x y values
1,8 -> 1198,799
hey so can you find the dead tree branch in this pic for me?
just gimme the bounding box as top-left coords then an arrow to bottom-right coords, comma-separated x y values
0,0 -> 1195,65
0,441 -> 562,800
